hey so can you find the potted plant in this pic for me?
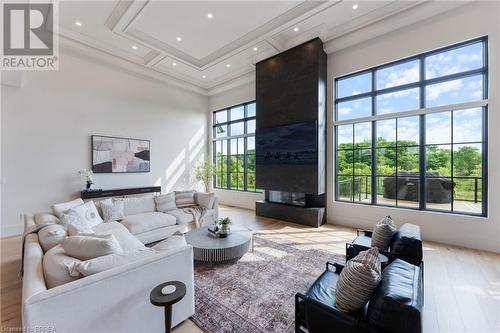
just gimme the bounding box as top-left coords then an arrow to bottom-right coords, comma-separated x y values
79,169 -> 94,191
193,158 -> 215,192
217,217 -> 232,237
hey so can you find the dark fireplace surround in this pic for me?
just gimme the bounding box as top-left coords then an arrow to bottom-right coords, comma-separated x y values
254,38 -> 327,227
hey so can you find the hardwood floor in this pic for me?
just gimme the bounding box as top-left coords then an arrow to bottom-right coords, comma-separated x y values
1,205 -> 499,332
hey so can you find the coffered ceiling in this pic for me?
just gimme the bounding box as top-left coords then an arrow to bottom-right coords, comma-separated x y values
56,0 -> 468,95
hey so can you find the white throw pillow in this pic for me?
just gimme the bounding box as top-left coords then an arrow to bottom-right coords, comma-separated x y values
61,234 -> 123,260
63,201 -> 103,230
43,245 -> 82,288
60,214 -> 93,236
151,231 -> 187,252
51,198 -> 84,219
91,222 -> 146,251
99,199 -> 125,222
70,248 -> 158,277
195,192 -> 216,209
155,193 -> 177,212
38,224 -> 68,252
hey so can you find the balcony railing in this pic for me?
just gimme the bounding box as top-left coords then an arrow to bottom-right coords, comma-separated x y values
338,175 -> 482,204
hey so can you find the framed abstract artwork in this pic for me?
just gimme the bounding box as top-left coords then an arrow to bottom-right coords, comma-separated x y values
92,135 -> 150,173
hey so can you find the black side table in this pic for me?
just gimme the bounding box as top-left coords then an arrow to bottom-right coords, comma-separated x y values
150,281 -> 186,333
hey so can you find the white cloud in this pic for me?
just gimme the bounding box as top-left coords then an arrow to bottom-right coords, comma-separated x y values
426,79 -> 463,101
338,107 -> 352,115
379,65 -> 419,89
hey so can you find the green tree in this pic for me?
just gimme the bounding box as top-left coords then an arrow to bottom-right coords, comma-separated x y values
454,146 -> 481,176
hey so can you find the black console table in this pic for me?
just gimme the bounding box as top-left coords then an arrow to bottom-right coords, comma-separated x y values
81,186 -> 161,199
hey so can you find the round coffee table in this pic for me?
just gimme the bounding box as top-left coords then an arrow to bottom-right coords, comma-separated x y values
185,226 -> 253,265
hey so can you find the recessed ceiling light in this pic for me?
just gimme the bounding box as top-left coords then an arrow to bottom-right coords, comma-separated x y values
253,47 -> 258,51
172,62 -> 177,66
131,45 -> 137,50
176,37 -> 182,42
226,64 -> 231,68
352,4 -> 359,10
75,21 -> 82,27
202,75 -> 206,79
293,27 -> 299,32
207,13 -> 213,19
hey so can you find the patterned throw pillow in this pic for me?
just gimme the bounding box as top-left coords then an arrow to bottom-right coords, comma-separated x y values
155,192 -> 177,212
335,247 -> 382,312
175,190 -> 196,208
60,201 -> 103,236
371,216 -> 397,251
100,199 -> 125,222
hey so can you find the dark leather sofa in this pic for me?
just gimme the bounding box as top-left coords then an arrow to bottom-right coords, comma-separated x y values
346,223 -> 423,266
295,259 -> 423,333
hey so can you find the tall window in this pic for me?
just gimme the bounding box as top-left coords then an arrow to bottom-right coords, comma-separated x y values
212,101 -> 259,192
334,37 -> 488,216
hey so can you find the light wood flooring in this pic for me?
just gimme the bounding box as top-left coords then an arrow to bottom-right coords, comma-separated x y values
1,205 -> 499,332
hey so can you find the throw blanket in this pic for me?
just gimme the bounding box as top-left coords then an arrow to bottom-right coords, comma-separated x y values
183,205 -> 208,228
19,222 -> 56,277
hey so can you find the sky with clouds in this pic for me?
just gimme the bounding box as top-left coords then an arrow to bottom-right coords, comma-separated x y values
336,41 -> 485,146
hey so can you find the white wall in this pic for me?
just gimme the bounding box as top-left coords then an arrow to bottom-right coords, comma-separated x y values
1,50 -> 208,236
327,2 -> 500,253
209,82 -> 265,209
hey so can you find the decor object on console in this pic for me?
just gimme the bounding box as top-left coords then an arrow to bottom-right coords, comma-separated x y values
92,135 -> 150,173
78,169 -> 94,191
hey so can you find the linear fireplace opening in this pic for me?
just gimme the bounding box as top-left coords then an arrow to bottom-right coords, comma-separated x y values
268,191 -> 306,207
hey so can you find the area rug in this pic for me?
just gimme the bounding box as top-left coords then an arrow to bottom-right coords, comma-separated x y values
191,233 -> 345,333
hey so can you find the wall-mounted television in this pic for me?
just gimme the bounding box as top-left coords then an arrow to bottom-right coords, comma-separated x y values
256,121 -> 317,165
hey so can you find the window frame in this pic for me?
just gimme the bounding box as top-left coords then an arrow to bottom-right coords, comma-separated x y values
212,101 -> 259,193
334,37 -> 488,217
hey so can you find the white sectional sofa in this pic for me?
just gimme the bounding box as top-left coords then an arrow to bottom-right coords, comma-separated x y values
106,194 -> 219,244
21,191 -> 219,333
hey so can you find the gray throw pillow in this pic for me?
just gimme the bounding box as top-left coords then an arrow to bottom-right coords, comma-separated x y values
335,247 -> 382,312
174,190 -> 196,208
99,199 -> 125,222
195,192 -> 215,209
371,216 -> 397,251
155,192 -> 177,212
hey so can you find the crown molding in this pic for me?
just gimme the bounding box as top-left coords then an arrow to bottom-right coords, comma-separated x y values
207,70 -> 255,96
58,35 -> 209,96
323,1 -> 469,54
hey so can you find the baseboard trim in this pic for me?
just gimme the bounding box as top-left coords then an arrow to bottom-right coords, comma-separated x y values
1,224 -> 23,238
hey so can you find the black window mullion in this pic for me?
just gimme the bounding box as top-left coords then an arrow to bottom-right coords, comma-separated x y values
450,111 -> 454,212
419,54 -> 426,210
371,70 -> 377,205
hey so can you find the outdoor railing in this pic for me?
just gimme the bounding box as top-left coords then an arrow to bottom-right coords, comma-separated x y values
338,175 -> 482,203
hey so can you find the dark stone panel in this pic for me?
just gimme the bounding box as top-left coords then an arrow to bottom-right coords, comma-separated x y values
255,38 -> 327,195
256,201 -> 325,227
